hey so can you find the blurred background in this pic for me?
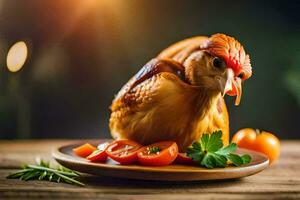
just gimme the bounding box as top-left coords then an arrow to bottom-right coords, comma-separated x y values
0,0 -> 299,140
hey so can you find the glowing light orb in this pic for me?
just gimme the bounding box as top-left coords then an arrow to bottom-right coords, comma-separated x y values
6,41 -> 28,72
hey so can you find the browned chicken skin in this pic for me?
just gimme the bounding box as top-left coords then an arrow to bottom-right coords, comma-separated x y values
109,34 -> 252,151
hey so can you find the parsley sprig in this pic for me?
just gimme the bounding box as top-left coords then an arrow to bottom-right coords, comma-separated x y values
148,146 -> 161,154
7,159 -> 84,186
187,130 -> 251,168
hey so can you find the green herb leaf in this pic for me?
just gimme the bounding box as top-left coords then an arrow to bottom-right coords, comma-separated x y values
186,130 -> 252,169
241,154 -> 252,164
6,159 -> 84,186
207,130 -> 223,152
216,143 -> 237,155
148,146 -> 161,154
227,153 -> 244,166
192,141 -> 202,151
211,153 -> 227,168
200,153 -> 215,168
187,148 -> 204,162
200,133 -> 209,150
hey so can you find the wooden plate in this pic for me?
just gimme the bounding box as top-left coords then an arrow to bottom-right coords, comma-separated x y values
52,140 -> 269,181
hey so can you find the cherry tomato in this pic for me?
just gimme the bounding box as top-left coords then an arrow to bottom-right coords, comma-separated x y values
175,153 -> 194,164
137,141 -> 178,166
232,128 -> 257,149
86,142 -> 110,162
106,139 -> 142,164
232,128 -> 280,164
73,143 -> 97,158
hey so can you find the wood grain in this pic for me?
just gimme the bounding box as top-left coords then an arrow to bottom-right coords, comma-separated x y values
0,140 -> 300,200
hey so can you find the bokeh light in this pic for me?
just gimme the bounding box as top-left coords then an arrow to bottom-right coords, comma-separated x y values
0,0 -> 298,140
6,41 -> 28,72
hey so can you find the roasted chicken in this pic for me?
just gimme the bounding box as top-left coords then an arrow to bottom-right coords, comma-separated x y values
109,34 -> 252,151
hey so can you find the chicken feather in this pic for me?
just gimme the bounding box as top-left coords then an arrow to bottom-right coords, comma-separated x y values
110,34 -> 252,151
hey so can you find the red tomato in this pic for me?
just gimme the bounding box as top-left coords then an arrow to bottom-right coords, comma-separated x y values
232,128 -> 280,164
106,139 -> 142,164
175,153 -> 194,164
73,143 -> 97,158
137,141 -> 178,166
86,142 -> 110,162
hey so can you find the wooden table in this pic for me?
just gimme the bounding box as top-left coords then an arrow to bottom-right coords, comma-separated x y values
0,140 -> 299,200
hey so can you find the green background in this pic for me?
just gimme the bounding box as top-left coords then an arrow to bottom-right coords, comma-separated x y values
0,0 -> 299,139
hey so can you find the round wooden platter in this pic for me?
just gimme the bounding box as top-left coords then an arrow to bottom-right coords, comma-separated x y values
52,140 -> 269,181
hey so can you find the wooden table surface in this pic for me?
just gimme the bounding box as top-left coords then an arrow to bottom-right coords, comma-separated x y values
0,140 -> 299,200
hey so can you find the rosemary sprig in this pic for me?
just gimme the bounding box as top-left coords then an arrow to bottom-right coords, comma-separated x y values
7,159 -> 84,186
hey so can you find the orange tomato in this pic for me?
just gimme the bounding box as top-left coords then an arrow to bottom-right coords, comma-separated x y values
137,141 -> 178,166
106,139 -> 142,165
73,143 -> 97,158
232,128 -> 280,164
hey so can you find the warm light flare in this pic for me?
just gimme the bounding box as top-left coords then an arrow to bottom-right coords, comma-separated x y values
6,41 -> 28,72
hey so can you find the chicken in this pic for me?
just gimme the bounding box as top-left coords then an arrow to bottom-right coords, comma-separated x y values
109,34 -> 252,151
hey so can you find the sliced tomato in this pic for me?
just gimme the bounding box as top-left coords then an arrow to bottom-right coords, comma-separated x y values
106,139 -> 142,165
175,153 -> 194,164
86,149 -> 107,162
137,141 -> 178,166
73,143 -> 97,158
97,142 -> 110,151
86,142 -> 110,162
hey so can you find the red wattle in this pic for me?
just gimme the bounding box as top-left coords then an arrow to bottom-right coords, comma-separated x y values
226,83 -> 237,96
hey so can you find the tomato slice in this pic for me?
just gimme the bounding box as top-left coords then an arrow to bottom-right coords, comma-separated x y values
73,143 -> 97,158
137,141 -> 178,166
174,153 -> 194,164
86,142 -> 110,162
106,139 -> 142,165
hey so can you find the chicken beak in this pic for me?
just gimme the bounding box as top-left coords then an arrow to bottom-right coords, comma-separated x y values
233,77 -> 242,106
216,68 -> 242,106
217,68 -> 234,97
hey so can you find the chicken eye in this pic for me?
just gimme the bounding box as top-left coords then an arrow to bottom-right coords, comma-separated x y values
212,57 -> 223,69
